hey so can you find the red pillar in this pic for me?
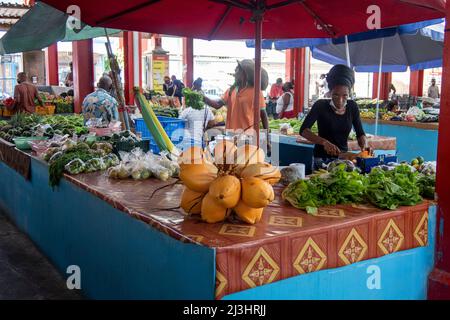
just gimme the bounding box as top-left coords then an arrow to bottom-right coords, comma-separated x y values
183,37 -> 194,88
285,49 -> 295,82
72,40 -> 94,114
45,44 -> 59,86
410,70 -> 424,97
124,31 -> 142,105
293,48 -> 306,114
372,72 -> 392,100
428,0 -> 450,300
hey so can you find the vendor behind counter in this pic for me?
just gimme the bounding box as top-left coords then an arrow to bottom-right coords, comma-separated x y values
299,64 -> 367,171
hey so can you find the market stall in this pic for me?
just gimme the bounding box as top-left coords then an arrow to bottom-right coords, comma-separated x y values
0,144 -> 436,299
0,106 -> 437,299
358,99 -> 439,161
266,118 -> 397,174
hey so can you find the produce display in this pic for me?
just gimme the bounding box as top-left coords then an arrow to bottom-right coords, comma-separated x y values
356,99 -> 387,109
108,148 -> 179,181
0,113 -> 88,143
267,118 -> 318,135
212,106 -> 227,124
359,106 -> 439,123
42,137 -> 116,187
152,106 -> 179,118
282,160 -> 435,214
182,88 -> 204,110
178,142 -> 281,224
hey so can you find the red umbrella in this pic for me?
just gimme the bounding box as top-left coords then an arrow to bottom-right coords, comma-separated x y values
41,0 -> 446,143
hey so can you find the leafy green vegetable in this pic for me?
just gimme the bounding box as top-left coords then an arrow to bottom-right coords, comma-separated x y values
182,88 -> 204,110
365,165 -> 422,209
417,174 -> 436,199
282,164 -> 367,211
282,164 -> 426,213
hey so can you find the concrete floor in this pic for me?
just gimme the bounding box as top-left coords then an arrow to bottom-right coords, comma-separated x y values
0,212 -> 83,300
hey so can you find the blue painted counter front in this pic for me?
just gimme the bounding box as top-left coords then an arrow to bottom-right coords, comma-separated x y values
362,122 -> 438,161
0,158 -> 436,300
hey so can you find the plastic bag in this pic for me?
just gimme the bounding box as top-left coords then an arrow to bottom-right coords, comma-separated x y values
130,162 -> 152,180
64,158 -> 86,175
84,158 -> 106,173
48,151 -> 64,165
102,154 -> 120,168
108,163 -> 132,179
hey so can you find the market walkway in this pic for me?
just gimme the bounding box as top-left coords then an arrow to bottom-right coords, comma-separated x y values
0,211 -> 83,300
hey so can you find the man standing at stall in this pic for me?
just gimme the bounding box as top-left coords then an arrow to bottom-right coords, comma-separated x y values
13,72 -> 43,113
204,59 -> 270,149
428,78 -> 440,99
268,78 -> 283,119
82,75 -> 119,125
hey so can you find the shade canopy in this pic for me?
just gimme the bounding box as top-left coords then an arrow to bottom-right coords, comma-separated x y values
40,0 -> 445,40
0,2 -> 120,55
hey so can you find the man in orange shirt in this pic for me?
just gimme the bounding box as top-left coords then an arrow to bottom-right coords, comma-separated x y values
268,78 -> 283,119
205,60 -> 270,143
13,72 -> 43,113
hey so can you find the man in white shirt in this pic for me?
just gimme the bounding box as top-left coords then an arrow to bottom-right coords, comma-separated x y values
427,78 -> 440,99
179,106 -> 216,147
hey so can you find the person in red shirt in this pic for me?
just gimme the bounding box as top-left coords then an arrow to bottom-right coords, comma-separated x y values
267,78 -> 283,119
13,72 -> 43,113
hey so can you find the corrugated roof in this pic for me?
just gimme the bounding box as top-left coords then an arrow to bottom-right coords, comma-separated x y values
0,2 -> 31,31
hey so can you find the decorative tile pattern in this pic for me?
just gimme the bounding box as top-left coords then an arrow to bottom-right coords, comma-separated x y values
414,211 -> 429,247
293,237 -> 327,274
377,219 -> 404,255
316,208 -> 346,218
219,224 -> 256,237
338,228 -> 368,265
242,247 -> 280,288
215,271 -> 227,298
268,215 -> 302,227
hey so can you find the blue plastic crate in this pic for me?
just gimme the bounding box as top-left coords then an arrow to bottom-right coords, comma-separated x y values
357,155 -> 398,173
135,116 -> 186,154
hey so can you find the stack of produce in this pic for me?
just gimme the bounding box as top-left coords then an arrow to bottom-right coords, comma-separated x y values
0,113 -> 88,143
266,119 -> 318,135
54,96 -> 74,114
282,160 -> 434,214
178,142 -> 281,224
212,106 -> 227,124
360,110 -> 376,119
107,148 -> 179,181
43,137 -> 117,187
152,106 -> 179,118
356,99 -> 387,109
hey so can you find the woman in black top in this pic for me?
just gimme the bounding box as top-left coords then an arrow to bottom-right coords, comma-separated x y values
299,64 -> 367,170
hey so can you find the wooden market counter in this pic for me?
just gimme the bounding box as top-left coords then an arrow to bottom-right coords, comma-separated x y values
361,119 -> 439,161
0,140 -> 436,300
361,118 -> 439,131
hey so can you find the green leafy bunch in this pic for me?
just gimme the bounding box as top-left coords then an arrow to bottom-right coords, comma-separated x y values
182,88 -> 204,110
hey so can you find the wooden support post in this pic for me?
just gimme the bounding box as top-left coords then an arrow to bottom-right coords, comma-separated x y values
72,40 -> 94,114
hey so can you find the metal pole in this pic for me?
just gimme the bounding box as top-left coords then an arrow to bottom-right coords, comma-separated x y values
253,10 -> 263,147
375,38 -> 385,136
345,35 -> 351,67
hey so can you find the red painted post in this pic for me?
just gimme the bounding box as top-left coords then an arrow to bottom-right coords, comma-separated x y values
45,44 -> 59,86
124,32 -> 143,105
285,49 -> 295,82
123,31 -> 134,105
428,0 -> 450,300
72,40 -> 94,114
293,48 -> 305,114
410,70 -> 424,97
372,73 -> 391,100
183,37 -> 194,88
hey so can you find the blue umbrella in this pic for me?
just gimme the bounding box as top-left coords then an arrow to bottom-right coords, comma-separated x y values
246,19 -> 444,134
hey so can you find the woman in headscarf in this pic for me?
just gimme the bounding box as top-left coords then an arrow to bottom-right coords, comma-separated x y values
299,64 -> 367,170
